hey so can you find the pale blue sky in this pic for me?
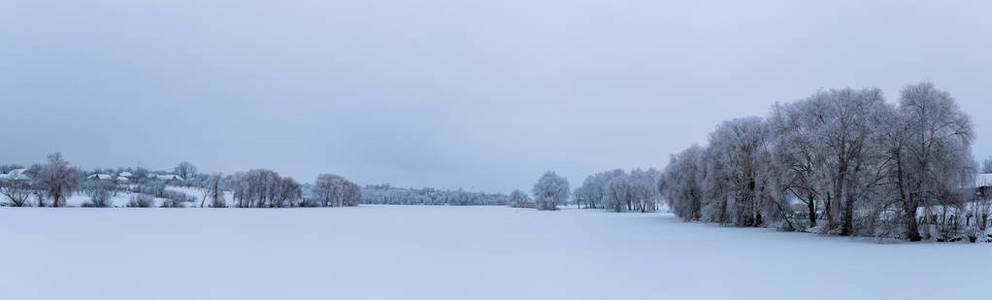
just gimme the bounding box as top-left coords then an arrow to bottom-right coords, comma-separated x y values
2,0 -> 990,192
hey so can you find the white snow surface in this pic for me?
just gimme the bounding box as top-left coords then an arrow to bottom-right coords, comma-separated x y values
0,206 -> 986,300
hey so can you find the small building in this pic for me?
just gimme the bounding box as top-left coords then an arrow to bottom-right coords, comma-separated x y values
0,169 -> 28,181
88,174 -> 113,180
978,173 -> 992,198
153,174 -> 183,181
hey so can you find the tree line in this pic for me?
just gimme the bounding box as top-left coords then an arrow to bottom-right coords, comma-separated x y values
361,184 -> 509,206
0,157 -> 361,208
659,83 -> 986,242
574,169 -> 662,212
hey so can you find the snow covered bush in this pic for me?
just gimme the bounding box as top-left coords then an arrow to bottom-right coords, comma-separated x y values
82,189 -> 112,207
127,194 -> 155,208
81,179 -> 116,208
159,198 -> 184,208
135,181 -> 166,197
162,190 -> 195,203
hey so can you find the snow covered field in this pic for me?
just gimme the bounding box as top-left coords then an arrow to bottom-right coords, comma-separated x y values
0,206 -> 986,300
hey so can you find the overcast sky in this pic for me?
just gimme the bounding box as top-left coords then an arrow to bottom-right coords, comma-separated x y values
1,0 -> 990,192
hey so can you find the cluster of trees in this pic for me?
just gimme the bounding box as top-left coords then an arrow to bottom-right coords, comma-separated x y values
574,169 -> 662,212
205,170 -> 361,208
312,174 -> 361,207
0,153 -> 80,207
1,156 -> 363,209
359,171 -> 573,211
361,185 -> 508,206
660,83 -> 982,241
228,169 -> 303,208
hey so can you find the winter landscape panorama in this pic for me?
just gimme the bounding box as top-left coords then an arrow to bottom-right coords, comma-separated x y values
3,1 -> 992,300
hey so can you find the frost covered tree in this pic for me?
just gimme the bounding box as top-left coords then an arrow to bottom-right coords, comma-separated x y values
175,161 -> 197,181
0,174 -> 34,207
274,177 -> 302,207
576,168 -> 663,213
360,185 -> 508,206
598,169 -> 662,212
229,169 -> 285,208
572,184 -> 595,209
660,83 -> 978,241
661,145 -> 704,221
508,189 -> 532,208
628,169 -> 662,212
198,173 -> 225,208
768,102 -> 821,228
532,171 -> 569,210
604,175 -> 631,212
39,153 -> 80,207
313,174 -> 361,207
888,83 -> 974,241
575,169 -> 625,209
982,157 -> 992,173
810,88 -> 891,235
719,117 -> 775,226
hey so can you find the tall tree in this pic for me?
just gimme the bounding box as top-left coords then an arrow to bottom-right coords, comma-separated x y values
39,153 -> 80,208
707,117 -> 771,227
891,83 -> 973,241
661,146 -> 704,221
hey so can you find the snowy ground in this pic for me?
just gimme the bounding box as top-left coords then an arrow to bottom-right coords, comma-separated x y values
0,206 -> 986,300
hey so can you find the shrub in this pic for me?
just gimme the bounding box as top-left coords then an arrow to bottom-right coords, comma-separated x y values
135,181 -> 166,197
82,191 -> 111,207
127,194 -> 155,208
162,190 -> 195,203
297,199 -> 321,207
82,180 -> 114,207
159,198 -> 184,208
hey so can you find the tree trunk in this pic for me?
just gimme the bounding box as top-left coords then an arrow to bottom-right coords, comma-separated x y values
829,171 -> 844,230
841,193 -> 855,236
807,194 -> 817,228
905,201 -> 922,241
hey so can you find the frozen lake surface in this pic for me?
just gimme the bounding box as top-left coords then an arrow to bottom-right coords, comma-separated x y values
0,205 -> 986,300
